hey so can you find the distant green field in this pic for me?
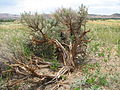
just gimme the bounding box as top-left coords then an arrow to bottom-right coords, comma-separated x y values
90,18 -> 120,20
0,19 -> 15,22
87,20 -> 120,44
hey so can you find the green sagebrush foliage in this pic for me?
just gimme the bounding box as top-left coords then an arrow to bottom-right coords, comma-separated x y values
21,4 -> 89,64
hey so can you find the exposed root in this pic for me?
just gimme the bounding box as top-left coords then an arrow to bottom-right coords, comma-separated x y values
2,56 -> 74,89
43,66 -> 73,86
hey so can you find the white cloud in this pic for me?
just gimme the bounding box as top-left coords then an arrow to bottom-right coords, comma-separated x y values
20,0 -> 101,11
0,0 -> 120,14
20,0 -> 120,14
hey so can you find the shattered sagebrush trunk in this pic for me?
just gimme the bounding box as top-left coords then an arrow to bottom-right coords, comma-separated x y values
52,5 -> 89,67
21,5 -> 89,68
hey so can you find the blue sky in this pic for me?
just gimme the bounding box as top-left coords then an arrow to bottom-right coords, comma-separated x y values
0,0 -> 17,6
0,0 -> 120,15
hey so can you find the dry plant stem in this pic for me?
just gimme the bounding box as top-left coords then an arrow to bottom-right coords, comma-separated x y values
2,69 -> 13,74
6,77 -> 28,87
5,59 -> 72,87
43,66 -> 73,86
